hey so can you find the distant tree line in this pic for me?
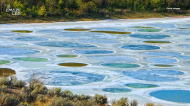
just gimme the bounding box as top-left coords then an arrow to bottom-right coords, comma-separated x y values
0,0 -> 190,17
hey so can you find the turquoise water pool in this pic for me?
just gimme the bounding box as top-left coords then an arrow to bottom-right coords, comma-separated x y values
150,90 -> 190,103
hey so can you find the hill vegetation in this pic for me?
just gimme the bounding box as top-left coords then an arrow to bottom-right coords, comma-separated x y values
0,75 -> 163,106
0,0 -> 190,23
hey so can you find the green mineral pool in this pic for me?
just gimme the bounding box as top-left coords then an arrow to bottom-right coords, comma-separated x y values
0,60 -> 10,65
139,28 -> 162,32
102,88 -> 132,93
12,30 -> 33,33
14,43 -> 29,46
144,41 -> 171,43
179,28 -> 189,29
13,57 -> 48,62
134,26 -> 154,28
64,29 -> 91,31
125,83 -> 159,88
154,64 -> 173,67
0,68 -> 16,77
57,55 -> 78,58
90,31 -> 131,34
101,63 -> 140,68
58,63 -> 88,67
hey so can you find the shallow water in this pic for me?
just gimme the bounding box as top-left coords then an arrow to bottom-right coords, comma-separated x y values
36,41 -> 96,48
121,45 -> 160,50
150,90 -> 190,103
2,18 -> 190,105
138,28 -> 162,32
29,70 -> 105,86
12,30 -> 33,33
14,57 -> 48,62
102,88 -> 132,93
0,60 -> 10,65
154,64 -> 173,67
144,41 -> 171,43
125,83 -> 158,88
58,63 -> 88,67
14,37 -> 48,41
128,34 -> 170,39
147,57 -> 177,63
0,32 -> 15,36
88,56 -> 137,62
101,63 -> 140,68
0,47 -> 39,55
122,69 -> 183,82
167,30 -> 190,35
74,49 -> 114,54
57,55 -> 78,58
56,32 -> 119,39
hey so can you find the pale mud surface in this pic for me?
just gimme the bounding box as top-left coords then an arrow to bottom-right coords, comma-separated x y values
1,17 -> 190,106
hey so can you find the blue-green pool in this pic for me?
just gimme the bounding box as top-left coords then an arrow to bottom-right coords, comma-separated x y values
150,90 -> 190,103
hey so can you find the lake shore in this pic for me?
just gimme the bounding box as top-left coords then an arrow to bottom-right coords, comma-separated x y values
1,12 -> 190,24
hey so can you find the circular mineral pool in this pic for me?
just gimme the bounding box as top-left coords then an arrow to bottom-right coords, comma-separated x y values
101,63 -> 140,68
37,30 -> 62,33
125,83 -> 158,88
93,27 -> 124,31
12,30 -> 33,33
122,70 -> 182,82
57,32 -> 119,39
144,41 -> 171,43
167,30 -> 190,35
0,60 -> 10,65
147,57 -> 177,64
33,71 -> 105,86
64,29 -> 91,31
36,41 -> 96,48
185,38 -> 190,41
182,45 -> 190,49
88,56 -> 137,62
57,55 -> 78,58
0,33 -> 15,36
14,43 -> 29,46
58,63 -> 88,67
176,55 -> 190,60
74,49 -> 114,54
150,90 -> 190,103
77,39 -> 120,44
121,45 -> 160,50
0,68 -> 16,77
90,31 -> 131,34
143,51 -> 181,56
150,69 -> 184,75
181,24 -> 190,28
134,26 -> 154,28
129,34 -> 170,39
154,64 -> 173,67
138,28 -> 162,32
14,37 -> 48,41
0,47 -> 39,55
102,88 -> 132,93
179,28 -> 189,29
13,57 -> 48,62
148,24 -> 177,28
